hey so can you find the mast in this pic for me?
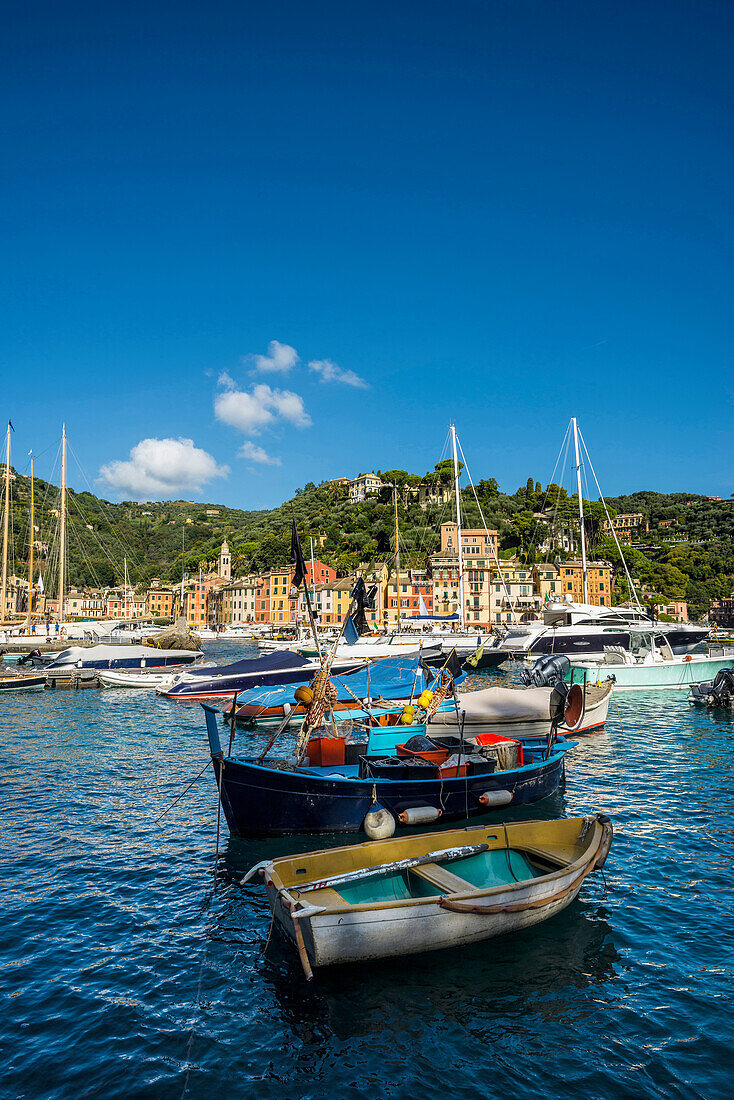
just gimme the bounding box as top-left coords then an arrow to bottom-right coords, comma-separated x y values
124,558 -> 128,620
26,452 -> 34,633
393,484 -> 401,628
180,522 -> 185,617
450,423 -> 466,630
1,423 -> 10,625
571,416 -> 589,603
309,536 -> 316,638
58,425 -> 67,624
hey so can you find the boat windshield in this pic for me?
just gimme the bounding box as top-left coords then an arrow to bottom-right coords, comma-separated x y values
629,631 -> 653,657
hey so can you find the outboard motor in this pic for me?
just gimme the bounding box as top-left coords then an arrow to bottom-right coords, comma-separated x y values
522,653 -> 571,688
706,668 -> 734,708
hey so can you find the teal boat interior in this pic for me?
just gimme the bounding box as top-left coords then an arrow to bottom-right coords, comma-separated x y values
334,848 -> 547,905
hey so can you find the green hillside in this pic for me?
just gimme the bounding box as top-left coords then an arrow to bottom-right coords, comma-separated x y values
2,467 -> 732,620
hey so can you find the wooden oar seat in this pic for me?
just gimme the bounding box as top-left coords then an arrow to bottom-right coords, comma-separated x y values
409,863 -> 472,893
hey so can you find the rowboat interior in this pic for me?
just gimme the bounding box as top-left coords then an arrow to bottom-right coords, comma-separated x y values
251,815 -> 614,977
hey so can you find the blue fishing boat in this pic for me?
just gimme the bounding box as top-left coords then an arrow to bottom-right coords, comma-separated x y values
203,704 -> 572,836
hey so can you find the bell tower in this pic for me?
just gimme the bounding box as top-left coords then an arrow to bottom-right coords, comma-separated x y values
218,539 -> 231,580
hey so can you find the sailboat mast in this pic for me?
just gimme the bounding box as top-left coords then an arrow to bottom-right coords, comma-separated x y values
451,423 -> 466,630
27,452 -> 34,634
572,416 -> 589,603
393,485 -> 401,628
1,423 -> 10,625
124,558 -> 128,620
58,424 -> 67,624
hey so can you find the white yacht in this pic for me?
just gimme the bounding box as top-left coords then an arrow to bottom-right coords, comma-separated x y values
493,600 -> 707,663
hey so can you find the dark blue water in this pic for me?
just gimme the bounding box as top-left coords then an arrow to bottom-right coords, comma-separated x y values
1,644 -> 732,1099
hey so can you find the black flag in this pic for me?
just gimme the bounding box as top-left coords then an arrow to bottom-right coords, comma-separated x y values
290,519 -> 307,589
350,577 -> 370,634
375,531 -> 390,554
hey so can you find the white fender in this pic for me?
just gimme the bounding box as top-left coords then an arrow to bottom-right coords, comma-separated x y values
478,789 -> 513,808
398,806 -> 442,825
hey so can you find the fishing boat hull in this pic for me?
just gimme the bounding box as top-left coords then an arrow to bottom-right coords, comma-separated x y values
254,815 -> 613,971
204,707 -> 569,836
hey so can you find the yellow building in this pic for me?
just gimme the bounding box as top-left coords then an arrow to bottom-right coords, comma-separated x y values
269,568 -> 293,625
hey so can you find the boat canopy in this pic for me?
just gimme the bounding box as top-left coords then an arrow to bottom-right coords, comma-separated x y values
180,649 -> 312,679
46,644 -> 200,669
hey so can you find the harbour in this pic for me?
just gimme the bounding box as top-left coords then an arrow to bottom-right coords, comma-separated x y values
1,643 -> 732,1097
3,2 -> 733,1094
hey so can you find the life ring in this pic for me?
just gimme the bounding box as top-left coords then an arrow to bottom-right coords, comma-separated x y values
684,655 -> 692,662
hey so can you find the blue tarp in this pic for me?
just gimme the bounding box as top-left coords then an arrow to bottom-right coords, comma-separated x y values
233,655 -> 432,710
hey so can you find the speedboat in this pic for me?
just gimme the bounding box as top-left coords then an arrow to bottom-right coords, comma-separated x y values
567,631 -> 734,690
43,644 -> 202,673
159,650 -> 365,701
244,814 -> 613,978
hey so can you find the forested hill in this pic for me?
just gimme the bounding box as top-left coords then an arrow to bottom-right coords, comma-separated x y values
3,467 -> 733,619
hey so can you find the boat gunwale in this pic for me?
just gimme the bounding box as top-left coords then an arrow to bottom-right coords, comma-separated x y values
228,739 -> 572,784
264,817 -> 606,917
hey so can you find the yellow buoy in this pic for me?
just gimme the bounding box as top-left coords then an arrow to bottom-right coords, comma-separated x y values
294,686 -> 314,705
417,689 -> 433,709
400,705 -> 416,725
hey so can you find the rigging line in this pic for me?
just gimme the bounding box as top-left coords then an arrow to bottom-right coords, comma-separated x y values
547,425 -> 572,561
66,440 -> 142,568
526,420 -> 572,559
577,427 -> 643,613
66,491 -> 129,580
455,435 -> 519,625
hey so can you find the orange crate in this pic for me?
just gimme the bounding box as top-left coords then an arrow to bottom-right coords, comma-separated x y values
307,736 -> 346,766
396,745 -> 450,765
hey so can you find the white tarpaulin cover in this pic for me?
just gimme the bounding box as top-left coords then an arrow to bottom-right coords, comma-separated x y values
430,685 -> 553,726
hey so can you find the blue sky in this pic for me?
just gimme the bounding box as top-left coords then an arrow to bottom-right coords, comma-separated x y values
1,0 -> 732,506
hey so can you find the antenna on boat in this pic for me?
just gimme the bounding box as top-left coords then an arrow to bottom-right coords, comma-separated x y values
450,423 -> 466,631
0,421 -> 11,625
571,417 -> 589,603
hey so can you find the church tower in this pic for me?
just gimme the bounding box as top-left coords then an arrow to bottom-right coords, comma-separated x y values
218,539 -> 231,580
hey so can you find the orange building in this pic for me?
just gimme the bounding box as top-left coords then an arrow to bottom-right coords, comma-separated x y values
557,561 -> 612,606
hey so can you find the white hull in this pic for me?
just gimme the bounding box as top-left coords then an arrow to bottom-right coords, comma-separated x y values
569,655 -> 733,690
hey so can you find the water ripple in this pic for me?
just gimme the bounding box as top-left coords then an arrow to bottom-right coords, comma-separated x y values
1,647 -> 732,1098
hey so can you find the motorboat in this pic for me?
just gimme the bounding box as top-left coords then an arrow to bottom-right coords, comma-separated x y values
244,814 -> 613,977
159,650 -> 366,701
42,644 -> 202,673
493,601 -> 708,663
567,632 -> 734,690
0,670 -> 46,692
689,668 -> 734,708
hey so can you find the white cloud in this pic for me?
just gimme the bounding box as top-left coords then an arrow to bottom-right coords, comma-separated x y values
248,340 -> 299,374
99,438 -> 229,500
239,441 -> 282,466
308,358 -> 369,389
214,377 -> 311,433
